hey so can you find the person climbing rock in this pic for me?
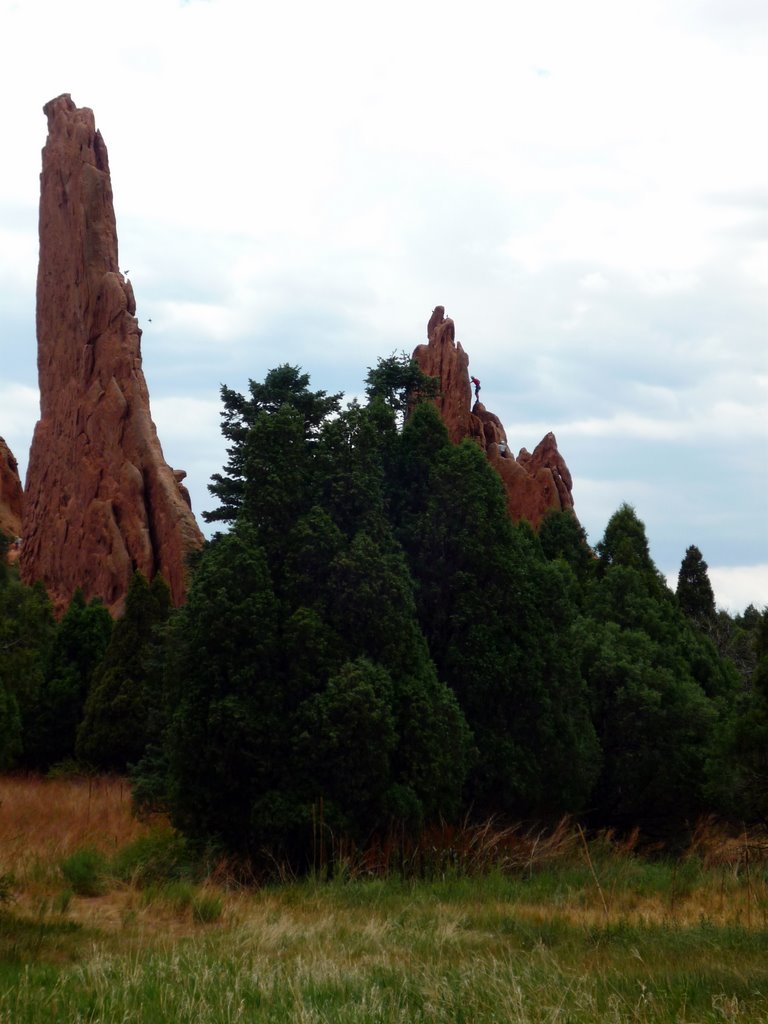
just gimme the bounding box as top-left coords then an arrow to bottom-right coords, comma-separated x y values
470,375 -> 481,400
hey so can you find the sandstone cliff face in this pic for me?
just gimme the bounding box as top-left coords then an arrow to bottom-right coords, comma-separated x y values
413,307 -> 575,528
21,95 -> 204,614
0,438 -> 23,542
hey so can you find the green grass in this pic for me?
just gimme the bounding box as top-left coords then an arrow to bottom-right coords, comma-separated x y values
4,779 -> 768,1022
2,875 -> 768,1022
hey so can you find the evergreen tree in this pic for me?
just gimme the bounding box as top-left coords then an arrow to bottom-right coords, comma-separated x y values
165,527 -> 286,852
596,503 -> 654,573
163,375 -> 471,866
579,506 -> 738,824
0,569 -> 55,767
364,352 -> 439,427
205,365 -> 342,526
676,544 -> 716,628
713,607 -> 768,819
296,658 -> 397,841
76,573 -> 171,771
25,590 -> 112,768
394,404 -> 600,818
538,508 -> 595,586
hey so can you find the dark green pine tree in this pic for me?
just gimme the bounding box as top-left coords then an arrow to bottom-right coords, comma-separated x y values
288,398 -> 471,833
164,526 -> 286,853
296,658 -> 397,839
163,379 -> 471,864
676,544 -> 716,628
0,564 -> 55,768
205,364 -> 342,527
596,502 -> 658,573
393,402 -> 600,818
364,352 -> 440,428
578,504 -> 738,825
25,589 -> 113,768
711,607 -> 768,820
76,573 -> 171,771
538,508 -> 595,588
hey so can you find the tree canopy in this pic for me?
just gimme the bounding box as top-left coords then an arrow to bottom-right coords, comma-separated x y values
1,356 -> 759,870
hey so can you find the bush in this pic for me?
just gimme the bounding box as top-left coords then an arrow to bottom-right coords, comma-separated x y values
60,847 -> 107,896
192,891 -> 223,924
141,880 -> 196,915
111,828 -> 193,887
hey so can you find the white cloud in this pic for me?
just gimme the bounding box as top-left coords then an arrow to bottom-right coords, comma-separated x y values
1,0 -> 766,578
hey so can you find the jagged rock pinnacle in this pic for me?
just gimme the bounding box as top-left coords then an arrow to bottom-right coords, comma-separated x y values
21,95 -> 204,614
413,307 -> 575,528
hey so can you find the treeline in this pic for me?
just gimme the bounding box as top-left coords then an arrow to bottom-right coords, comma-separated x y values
1,357 -> 766,868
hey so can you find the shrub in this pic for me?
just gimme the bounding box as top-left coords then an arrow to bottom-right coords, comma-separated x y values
141,880 -> 196,915
60,847 -> 107,896
192,890 -> 223,924
111,828 -> 193,887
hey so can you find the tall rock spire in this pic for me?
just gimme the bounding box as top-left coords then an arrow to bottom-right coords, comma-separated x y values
413,306 -> 575,528
21,95 -> 204,614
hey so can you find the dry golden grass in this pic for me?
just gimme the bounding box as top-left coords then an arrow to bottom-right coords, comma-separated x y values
2,774 -> 768,937
0,773 -> 159,887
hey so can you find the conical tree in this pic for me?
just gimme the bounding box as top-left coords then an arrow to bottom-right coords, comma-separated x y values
676,544 -> 716,628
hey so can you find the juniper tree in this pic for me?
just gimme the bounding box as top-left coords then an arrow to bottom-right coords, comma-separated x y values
25,589 -> 112,768
676,544 -> 716,628
76,573 -> 171,771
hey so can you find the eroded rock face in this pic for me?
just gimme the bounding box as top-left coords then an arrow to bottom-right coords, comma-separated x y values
21,95 -> 204,614
413,307 -> 575,528
0,438 -> 23,542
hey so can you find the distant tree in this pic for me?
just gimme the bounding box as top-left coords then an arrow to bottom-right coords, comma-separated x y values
713,607 -> 768,819
364,352 -> 439,427
596,503 -> 654,574
0,569 -> 55,767
0,683 -> 21,770
394,404 -> 600,818
164,373 -> 471,866
25,589 -> 113,768
313,398 -> 398,541
579,507 -> 739,824
538,509 -> 595,586
76,573 -> 171,771
676,544 -> 716,628
205,365 -> 342,526
165,527 -> 285,853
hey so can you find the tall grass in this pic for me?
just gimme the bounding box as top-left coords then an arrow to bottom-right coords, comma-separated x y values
2,776 -> 768,1022
0,775 -> 149,881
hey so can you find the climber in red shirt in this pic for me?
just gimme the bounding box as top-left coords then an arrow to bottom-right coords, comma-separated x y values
470,375 -> 481,400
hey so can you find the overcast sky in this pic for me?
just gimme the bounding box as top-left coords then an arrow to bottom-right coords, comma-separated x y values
1,0 -> 766,612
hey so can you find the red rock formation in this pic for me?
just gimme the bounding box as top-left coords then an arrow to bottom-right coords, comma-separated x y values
21,95 -> 204,615
0,438 -> 23,543
413,307 -> 575,528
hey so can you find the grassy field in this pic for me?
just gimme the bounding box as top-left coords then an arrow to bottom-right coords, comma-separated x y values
1,776 -> 768,1022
